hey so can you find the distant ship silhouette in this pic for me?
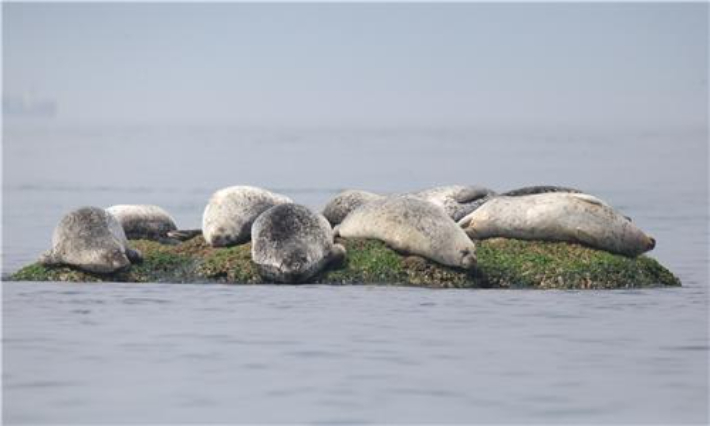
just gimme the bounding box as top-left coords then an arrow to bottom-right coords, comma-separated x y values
3,94 -> 57,118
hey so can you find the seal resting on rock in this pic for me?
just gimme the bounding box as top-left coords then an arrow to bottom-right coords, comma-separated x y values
106,204 -> 178,241
39,207 -> 143,273
409,185 -> 496,221
458,192 -> 655,257
322,190 -> 384,226
456,185 -> 612,219
251,204 -> 346,283
335,196 -> 477,270
202,186 -> 292,247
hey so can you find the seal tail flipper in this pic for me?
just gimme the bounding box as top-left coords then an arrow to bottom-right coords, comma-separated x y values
454,187 -> 495,204
167,229 -> 203,241
458,215 -> 473,228
125,247 -> 143,264
456,195 -> 493,221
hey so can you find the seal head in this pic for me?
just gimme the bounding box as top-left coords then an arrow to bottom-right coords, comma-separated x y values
251,203 -> 345,283
202,186 -> 292,247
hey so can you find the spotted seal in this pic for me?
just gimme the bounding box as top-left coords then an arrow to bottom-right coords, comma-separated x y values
322,190 -> 384,226
458,192 -> 655,257
409,185 -> 496,221
39,207 -> 143,273
251,203 -> 346,283
106,205 -> 178,241
335,196 -> 477,270
202,186 -> 292,247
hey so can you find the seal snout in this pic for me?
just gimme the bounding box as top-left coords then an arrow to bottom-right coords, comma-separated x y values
460,249 -> 477,270
108,252 -> 131,271
648,236 -> 656,251
211,233 -> 232,248
282,252 -> 309,274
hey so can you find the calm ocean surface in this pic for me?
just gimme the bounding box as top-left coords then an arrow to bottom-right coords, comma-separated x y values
2,123 -> 708,423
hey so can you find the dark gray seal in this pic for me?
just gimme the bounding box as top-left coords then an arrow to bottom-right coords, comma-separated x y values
502,185 -> 583,197
409,185 -> 496,221
39,207 -> 143,273
335,196 -> 476,270
251,204 -> 346,283
202,186 -> 292,247
106,204 -> 178,241
322,189 -> 384,226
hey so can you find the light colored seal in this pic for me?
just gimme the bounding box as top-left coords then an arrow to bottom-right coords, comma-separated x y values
409,185 -> 496,221
39,207 -> 143,273
462,186 -> 606,219
106,204 -> 178,241
322,189 -> 384,226
202,186 -> 292,247
457,192 -> 655,257
335,196 -> 477,270
251,203 -> 346,283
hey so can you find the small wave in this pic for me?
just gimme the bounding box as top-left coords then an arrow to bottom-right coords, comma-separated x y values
122,297 -> 171,305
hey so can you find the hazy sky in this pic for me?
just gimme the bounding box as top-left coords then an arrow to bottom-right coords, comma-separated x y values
3,3 -> 708,127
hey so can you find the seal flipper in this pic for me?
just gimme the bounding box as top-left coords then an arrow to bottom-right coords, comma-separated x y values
167,229 -> 202,241
571,193 -> 604,206
458,215 -> 473,228
125,247 -> 143,264
574,227 -> 601,249
38,250 -> 59,266
571,193 -> 631,221
464,227 -> 479,240
328,243 -> 347,268
454,187 -> 495,204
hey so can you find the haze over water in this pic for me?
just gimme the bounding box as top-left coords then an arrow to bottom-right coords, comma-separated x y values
3,3 -> 708,424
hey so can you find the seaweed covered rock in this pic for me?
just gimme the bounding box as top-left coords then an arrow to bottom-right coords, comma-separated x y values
9,236 -> 680,289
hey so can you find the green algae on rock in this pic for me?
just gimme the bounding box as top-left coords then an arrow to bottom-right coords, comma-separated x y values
9,237 -> 680,289
474,238 -> 680,289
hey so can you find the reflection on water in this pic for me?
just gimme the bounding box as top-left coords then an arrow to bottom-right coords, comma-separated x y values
2,124 -> 708,423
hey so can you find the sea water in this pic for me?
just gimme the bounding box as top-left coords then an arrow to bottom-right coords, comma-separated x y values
2,123 -> 708,423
